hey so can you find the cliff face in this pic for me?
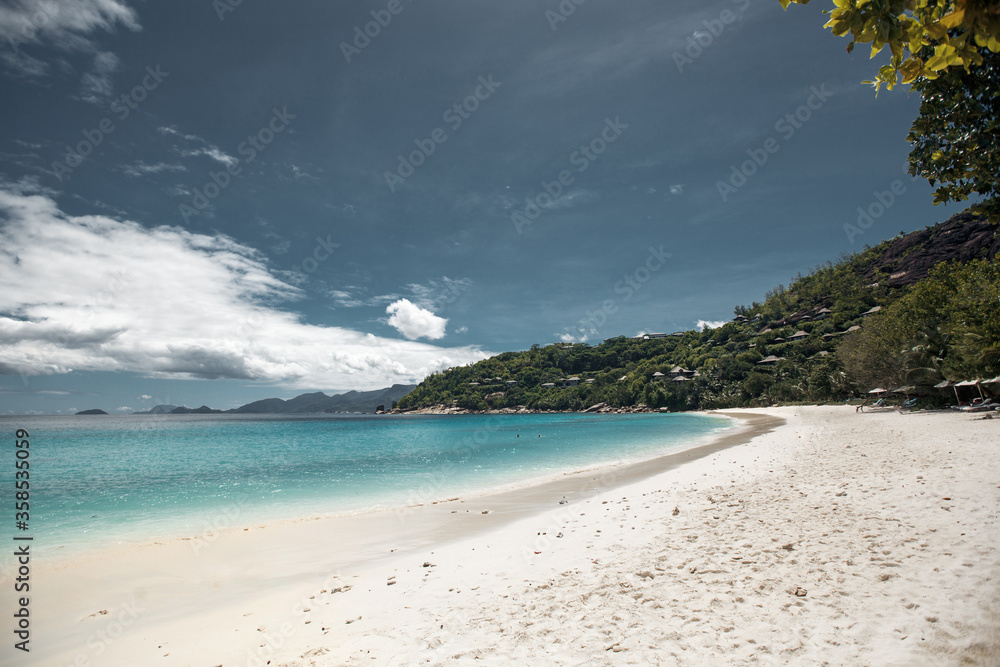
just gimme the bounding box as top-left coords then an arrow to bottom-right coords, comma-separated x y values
867,211 -> 999,288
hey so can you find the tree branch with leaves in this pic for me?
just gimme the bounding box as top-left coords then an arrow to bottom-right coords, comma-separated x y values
779,0 -> 1000,91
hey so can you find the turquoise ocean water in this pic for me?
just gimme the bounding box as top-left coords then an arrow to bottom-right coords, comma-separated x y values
3,412 -> 732,556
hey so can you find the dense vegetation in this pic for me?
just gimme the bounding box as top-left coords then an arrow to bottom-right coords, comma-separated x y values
907,46 -> 1000,219
399,212 -> 999,412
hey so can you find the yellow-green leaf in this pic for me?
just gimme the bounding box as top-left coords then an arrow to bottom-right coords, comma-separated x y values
925,23 -> 948,40
938,9 -> 964,30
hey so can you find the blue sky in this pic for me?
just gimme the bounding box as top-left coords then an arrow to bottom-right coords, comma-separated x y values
0,0 -> 967,414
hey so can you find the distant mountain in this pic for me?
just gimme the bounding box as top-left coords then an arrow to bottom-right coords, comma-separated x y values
133,404 -> 179,415
322,384 -> 417,413
76,409 -> 108,415
119,386 -> 416,417
170,405 -> 223,414
231,384 -> 416,414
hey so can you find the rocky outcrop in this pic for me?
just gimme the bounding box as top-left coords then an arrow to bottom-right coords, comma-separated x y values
867,211 -> 998,288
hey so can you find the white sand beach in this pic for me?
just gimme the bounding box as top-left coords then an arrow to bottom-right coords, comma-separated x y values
30,406 -> 1000,666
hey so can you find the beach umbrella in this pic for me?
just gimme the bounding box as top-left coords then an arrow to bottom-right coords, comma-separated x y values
935,379 -> 959,403
868,388 -> 887,394
955,379 -> 985,401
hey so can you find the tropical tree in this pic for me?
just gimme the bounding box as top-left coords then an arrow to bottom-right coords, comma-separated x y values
901,326 -> 951,386
907,46 -> 1000,218
779,0 -> 1000,91
837,316 -> 909,391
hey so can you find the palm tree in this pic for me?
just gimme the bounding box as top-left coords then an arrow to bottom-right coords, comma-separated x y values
951,328 -> 1000,379
901,326 -> 951,388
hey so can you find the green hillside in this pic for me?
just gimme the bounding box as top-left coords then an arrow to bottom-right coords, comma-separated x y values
398,210 -> 999,412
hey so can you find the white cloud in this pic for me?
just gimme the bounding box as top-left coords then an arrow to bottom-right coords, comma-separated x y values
79,50 -> 119,104
331,278 -> 471,311
115,406 -> 131,412
697,320 -> 726,331
386,299 -> 448,341
0,0 -> 140,40
528,12 -> 714,95
328,288 -> 397,309
0,1 -> 140,77
539,189 -> 596,211
121,161 -> 186,177
158,126 -> 238,168
0,183 -> 489,389
1,50 -> 49,77
328,289 -> 366,308
289,164 -> 320,183
669,184 -> 684,195
405,277 -> 472,309
138,394 -> 152,400
180,146 -> 238,168
454,326 -> 468,334
559,331 -> 588,343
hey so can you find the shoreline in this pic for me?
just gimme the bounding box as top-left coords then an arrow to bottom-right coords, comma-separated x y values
27,410 -> 776,666
21,406 -> 999,666
30,410 -> 741,565
33,411 -> 769,573
308,405 -> 999,666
